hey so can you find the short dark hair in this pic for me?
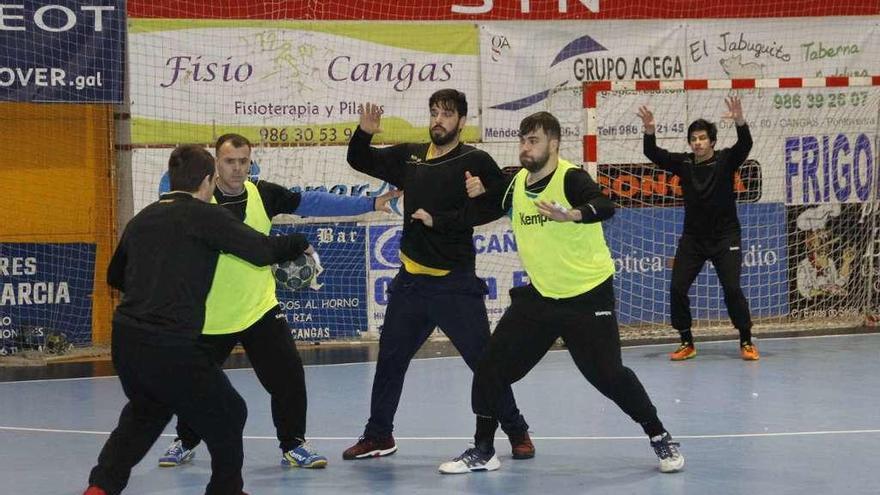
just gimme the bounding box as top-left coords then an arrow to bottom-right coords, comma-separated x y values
519,111 -> 561,142
687,119 -> 717,143
429,88 -> 468,117
168,145 -> 215,192
215,133 -> 252,155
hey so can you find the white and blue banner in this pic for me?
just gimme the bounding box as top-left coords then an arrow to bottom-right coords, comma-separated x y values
0,243 -> 95,353
367,220 -> 525,334
0,0 -> 125,102
271,223 -> 368,340
605,203 -> 789,325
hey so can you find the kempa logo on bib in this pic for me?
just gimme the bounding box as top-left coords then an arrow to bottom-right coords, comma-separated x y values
518,212 -> 548,227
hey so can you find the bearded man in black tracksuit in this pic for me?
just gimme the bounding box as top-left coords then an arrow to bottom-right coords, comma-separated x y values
341,89 -> 533,461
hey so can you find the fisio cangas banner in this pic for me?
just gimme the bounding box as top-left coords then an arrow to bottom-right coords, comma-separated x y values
128,21 -> 479,145
0,0 -> 124,102
127,0 -> 878,20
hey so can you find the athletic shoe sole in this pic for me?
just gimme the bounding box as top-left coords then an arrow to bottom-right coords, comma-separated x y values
158,456 -> 193,468
660,455 -> 685,473
343,445 -> 398,460
438,455 -> 501,474
281,458 -> 328,468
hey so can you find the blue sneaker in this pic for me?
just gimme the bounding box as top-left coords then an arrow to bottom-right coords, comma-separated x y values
158,439 -> 195,467
281,441 -> 328,468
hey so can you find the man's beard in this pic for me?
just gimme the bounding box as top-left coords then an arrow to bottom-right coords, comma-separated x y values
430,126 -> 458,146
520,150 -> 550,172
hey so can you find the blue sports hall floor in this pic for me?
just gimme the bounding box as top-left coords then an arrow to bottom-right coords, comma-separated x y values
1,332 -> 878,495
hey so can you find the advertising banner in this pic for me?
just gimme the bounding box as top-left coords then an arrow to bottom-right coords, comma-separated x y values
0,0 -> 124,102
591,86 -> 879,205
129,21 -> 480,145
480,21 -> 686,142
272,224 -> 368,340
132,146 -> 401,222
367,220 -> 524,333
605,203 -> 788,325
786,203 -> 874,321
0,243 -> 95,353
128,1 -> 878,21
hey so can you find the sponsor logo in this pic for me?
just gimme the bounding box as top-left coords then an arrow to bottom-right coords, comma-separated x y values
518,212 -> 548,227
488,32 -> 684,112
597,161 -> 762,207
160,56 -> 254,88
490,34 -> 511,62
0,4 -> 115,33
473,230 -> 518,254
369,225 -> 403,270
613,253 -> 664,274
327,56 -> 453,92
784,133 -> 876,204
452,0 -> 599,15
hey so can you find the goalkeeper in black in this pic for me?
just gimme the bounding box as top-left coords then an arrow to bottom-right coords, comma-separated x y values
83,145 -> 311,495
638,96 -> 759,361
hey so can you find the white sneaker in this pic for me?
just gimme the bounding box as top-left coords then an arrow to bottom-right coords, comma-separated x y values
438,447 -> 500,474
650,432 -> 684,473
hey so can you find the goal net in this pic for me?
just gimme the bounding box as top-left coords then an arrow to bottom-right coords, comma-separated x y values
113,3 -> 878,345
2,2 -> 879,357
585,77 -> 880,333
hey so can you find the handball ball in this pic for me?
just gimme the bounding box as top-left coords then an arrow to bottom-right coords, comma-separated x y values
273,252 -> 320,291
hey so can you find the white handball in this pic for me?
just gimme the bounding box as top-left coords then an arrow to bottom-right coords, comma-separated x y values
273,252 -> 323,291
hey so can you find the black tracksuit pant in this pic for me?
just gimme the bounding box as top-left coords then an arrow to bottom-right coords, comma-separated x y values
473,277 -> 665,448
88,325 -> 247,495
176,306 -> 307,452
365,268 -> 528,439
670,233 -> 753,336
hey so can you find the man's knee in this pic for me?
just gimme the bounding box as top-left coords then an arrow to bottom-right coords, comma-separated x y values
670,283 -> 689,299
229,393 -> 248,430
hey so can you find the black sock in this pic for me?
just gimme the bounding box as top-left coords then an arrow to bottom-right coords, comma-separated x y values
180,439 -> 198,451
679,329 -> 693,345
640,419 -> 666,439
285,438 -> 304,451
739,327 -> 752,346
475,415 -> 498,454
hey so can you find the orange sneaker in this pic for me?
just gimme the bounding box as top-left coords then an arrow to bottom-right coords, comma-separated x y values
740,343 -> 760,361
670,343 -> 696,361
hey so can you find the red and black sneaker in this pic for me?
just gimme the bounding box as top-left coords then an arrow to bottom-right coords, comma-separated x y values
342,435 -> 397,460
508,430 -> 535,459
83,487 -> 107,495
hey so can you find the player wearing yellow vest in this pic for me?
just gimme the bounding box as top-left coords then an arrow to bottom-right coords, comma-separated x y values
434,112 -> 684,475
343,89 -> 533,461
158,134 -> 399,470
